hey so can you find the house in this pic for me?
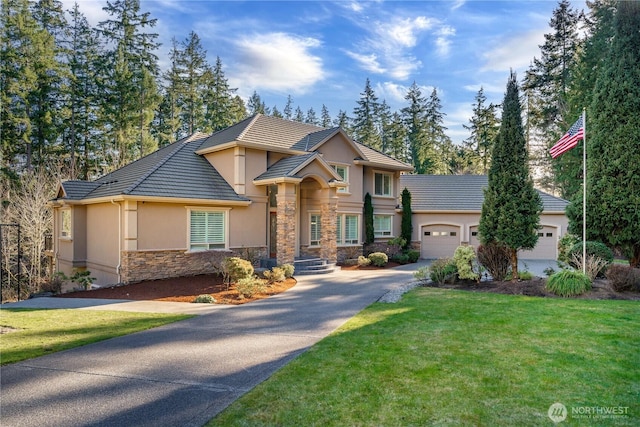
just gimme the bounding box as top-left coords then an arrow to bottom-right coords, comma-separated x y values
50,115 -> 569,287
400,174 -> 569,259
50,114 -> 413,286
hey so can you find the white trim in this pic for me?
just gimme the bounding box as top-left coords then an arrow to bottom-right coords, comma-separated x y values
373,170 -> 393,197
308,212 -> 322,247
336,212 -> 360,246
373,213 -> 393,237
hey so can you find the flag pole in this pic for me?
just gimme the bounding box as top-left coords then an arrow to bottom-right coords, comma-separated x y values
582,108 -> 587,275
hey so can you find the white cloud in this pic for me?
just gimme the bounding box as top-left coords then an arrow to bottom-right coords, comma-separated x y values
61,0 -> 110,26
230,32 -> 324,94
344,52 -> 385,74
481,28 -> 546,72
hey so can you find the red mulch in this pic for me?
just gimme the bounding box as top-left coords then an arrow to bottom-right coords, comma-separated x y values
57,274 -> 297,304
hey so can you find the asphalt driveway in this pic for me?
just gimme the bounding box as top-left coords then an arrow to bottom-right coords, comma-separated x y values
1,264 -> 421,427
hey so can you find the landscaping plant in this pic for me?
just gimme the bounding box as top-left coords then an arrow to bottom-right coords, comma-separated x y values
606,264 -> 640,292
428,258 -> 457,285
235,277 -> 266,299
568,241 -> 613,276
477,242 -> 511,281
263,267 -> 286,284
367,252 -> 388,267
453,245 -> 479,282
546,269 -> 591,297
193,294 -> 216,304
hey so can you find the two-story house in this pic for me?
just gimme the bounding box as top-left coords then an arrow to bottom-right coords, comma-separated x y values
50,114 -> 414,286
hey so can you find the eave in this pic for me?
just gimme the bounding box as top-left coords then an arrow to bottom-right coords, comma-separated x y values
49,194 -> 252,207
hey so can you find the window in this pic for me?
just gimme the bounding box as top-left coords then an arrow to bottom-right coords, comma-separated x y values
337,214 -> 359,245
310,214 -> 321,246
373,214 -> 392,237
331,164 -> 349,193
374,172 -> 392,196
190,210 -> 226,251
60,209 -> 71,239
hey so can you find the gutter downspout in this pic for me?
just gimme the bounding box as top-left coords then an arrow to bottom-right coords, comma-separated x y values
111,199 -> 122,283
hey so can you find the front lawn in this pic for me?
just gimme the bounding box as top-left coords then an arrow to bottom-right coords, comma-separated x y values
209,288 -> 639,426
0,308 -> 192,365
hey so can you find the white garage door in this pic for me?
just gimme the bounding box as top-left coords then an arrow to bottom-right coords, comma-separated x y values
520,226 -> 558,260
469,225 -> 557,260
421,225 -> 461,259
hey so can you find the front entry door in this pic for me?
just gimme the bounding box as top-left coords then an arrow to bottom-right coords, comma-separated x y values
269,212 -> 277,258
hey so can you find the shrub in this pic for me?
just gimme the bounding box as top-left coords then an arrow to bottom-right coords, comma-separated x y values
394,254 -> 410,264
406,250 -> 420,263
606,264 -> 640,292
557,233 -> 580,265
70,269 -> 96,290
357,255 -> 371,267
235,277 -> 266,299
543,267 -> 556,277
546,270 -> 592,297
568,242 -> 614,272
570,253 -> 610,281
477,242 -> 511,281
40,272 -> 67,294
414,266 -> 430,283
222,257 -> 254,286
429,258 -> 458,285
453,245 -> 478,281
368,252 -> 388,267
193,294 -> 216,304
264,267 -> 286,284
387,236 -> 407,249
280,263 -> 295,278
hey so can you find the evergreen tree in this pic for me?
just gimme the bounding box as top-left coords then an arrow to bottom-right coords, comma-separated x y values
555,0 -> 616,200
401,82 -> 428,173
384,112 -> 408,164
571,0 -> 640,267
424,88 -> 450,174
98,0 -> 161,168
524,0 -> 581,193
363,192 -> 374,245
478,72 -> 542,280
64,3 -> 102,179
271,106 -> 283,118
334,110 -> 350,133
178,31 -> 207,134
283,95 -> 293,120
400,188 -> 412,249
320,104 -> 331,127
247,91 -> 266,115
352,78 -> 382,150
305,107 -> 318,125
293,106 -> 304,122
153,38 -> 183,146
462,87 -> 499,174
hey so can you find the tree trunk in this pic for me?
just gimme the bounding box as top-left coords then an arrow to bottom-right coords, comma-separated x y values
631,246 -> 640,269
511,248 -> 519,282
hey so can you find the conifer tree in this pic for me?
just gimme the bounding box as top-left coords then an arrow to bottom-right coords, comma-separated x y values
478,72 -> 542,280
320,104 -> 331,127
571,0 -> 640,267
352,78 -> 382,150
363,192 -> 374,245
462,87 -> 499,174
400,188 -> 412,250
424,88 -> 450,174
401,82 -> 428,173
178,31 -> 207,135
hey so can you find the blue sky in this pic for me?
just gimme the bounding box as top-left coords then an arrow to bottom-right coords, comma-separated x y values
68,0 -> 586,144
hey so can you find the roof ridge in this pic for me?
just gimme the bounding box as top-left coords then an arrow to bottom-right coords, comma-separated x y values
123,133 -> 206,195
237,114 -> 262,141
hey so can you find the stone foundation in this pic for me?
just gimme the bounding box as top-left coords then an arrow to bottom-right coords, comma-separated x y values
119,248 -> 265,284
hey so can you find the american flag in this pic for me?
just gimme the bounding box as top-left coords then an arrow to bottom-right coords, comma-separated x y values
550,115 -> 584,158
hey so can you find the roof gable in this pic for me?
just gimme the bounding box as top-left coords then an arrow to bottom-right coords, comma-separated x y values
253,153 -> 342,184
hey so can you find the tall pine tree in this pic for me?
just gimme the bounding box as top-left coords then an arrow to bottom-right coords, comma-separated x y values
570,0 -> 640,267
479,72 -> 542,280
352,78 -> 382,150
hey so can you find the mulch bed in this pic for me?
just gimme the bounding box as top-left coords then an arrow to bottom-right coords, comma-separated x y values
57,274 -> 297,305
56,265 -> 640,304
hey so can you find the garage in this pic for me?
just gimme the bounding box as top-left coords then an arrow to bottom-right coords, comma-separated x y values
469,225 -> 558,260
421,224 -> 461,259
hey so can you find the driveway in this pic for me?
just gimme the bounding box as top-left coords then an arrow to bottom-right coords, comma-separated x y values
1,264 -> 421,427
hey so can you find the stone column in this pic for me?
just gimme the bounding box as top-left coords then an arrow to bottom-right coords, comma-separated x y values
276,183 -> 297,266
320,189 -> 338,263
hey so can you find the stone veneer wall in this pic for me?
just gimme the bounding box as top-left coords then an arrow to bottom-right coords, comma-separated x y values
319,201 -> 337,263
120,247 -> 266,284
276,198 -> 297,266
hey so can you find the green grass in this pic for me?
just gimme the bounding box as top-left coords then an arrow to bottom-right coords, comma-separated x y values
0,308 -> 192,365
209,288 -> 640,426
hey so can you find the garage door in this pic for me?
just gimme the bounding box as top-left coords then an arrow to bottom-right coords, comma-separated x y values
520,226 -> 558,259
470,225 -> 557,260
421,225 -> 461,259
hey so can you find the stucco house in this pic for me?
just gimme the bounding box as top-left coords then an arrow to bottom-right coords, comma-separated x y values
50,114 -> 569,287
50,114 -> 414,286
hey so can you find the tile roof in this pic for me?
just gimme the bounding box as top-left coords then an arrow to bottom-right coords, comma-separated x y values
59,133 -> 249,203
254,153 -> 317,181
400,174 -> 569,213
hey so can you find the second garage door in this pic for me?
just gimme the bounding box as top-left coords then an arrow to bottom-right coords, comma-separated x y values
469,225 -> 558,260
421,225 -> 461,259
